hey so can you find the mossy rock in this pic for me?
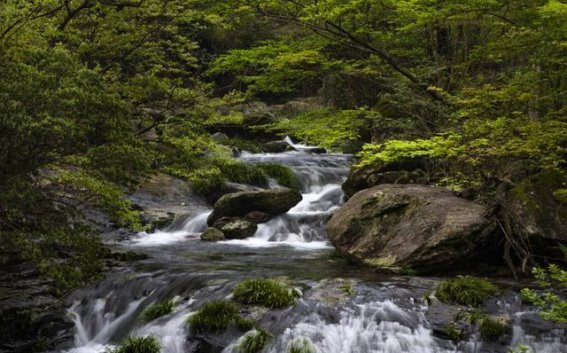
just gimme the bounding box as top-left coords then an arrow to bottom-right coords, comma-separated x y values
106,336 -> 160,353
201,228 -> 225,242
212,217 -> 257,239
208,188 -> 302,225
187,301 -> 241,334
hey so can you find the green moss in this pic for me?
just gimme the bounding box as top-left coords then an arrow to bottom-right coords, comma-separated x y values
479,316 -> 507,341
227,137 -> 264,153
105,336 -> 160,353
444,323 -> 462,341
236,328 -> 272,353
288,337 -> 316,353
139,299 -> 176,323
187,300 -> 240,334
219,159 -> 268,186
435,276 -> 499,307
233,279 -> 298,308
256,163 -> 301,191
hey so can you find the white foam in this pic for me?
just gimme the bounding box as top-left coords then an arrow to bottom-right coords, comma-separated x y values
130,212 -> 210,247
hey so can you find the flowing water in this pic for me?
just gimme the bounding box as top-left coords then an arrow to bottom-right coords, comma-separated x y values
63,140 -> 566,353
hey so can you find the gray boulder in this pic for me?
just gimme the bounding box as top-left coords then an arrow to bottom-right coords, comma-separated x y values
327,184 -> 496,273
208,188 -> 302,225
212,217 -> 257,239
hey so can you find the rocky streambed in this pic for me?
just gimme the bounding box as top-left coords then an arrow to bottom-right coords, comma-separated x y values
10,140 -> 565,353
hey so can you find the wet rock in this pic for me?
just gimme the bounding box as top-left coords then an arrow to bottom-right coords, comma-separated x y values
208,182 -> 264,205
244,211 -> 272,224
212,217 -> 258,239
327,184 -> 496,273
302,147 -> 327,154
201,228 -> 226,242
208,188 -> 302,225
262,140 -> 296,153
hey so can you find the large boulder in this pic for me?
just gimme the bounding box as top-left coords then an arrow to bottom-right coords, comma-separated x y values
327,184 -> 496,273
502,171 -> 567,259
208,188 -> 302,225
212,217 -> 258,239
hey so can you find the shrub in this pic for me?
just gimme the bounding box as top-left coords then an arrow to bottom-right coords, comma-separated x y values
236,328 -> 272,353
233,279 -> 298,308
139,299 -> 176,323
288,337 -> 316,353
256,163 -> 301,191
187,300 -> 240,334
521,264 -> 567,323
479,316 -> 508,341
435,276 -> 499,307
105,336 -> 160,353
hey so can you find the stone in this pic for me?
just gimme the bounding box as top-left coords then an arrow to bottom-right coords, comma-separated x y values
244,211 -> 272,224
208,188 -> 302,225
262,141 -> 296,153
327,184 -> 496,273
212,217 -> 257,239
201,228 -> 225,242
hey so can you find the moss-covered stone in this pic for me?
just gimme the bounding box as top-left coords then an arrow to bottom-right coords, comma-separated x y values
200,228 -> 225,242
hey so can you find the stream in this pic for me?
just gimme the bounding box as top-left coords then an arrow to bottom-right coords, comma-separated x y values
63,141 -> 567,353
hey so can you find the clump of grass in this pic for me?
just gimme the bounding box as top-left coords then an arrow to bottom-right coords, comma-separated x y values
233,279 -> 298,308
105,336 -> 160,353
340,283 -> 355,296
435,276 -> 499,307
479,316 -> 508,341
235,316 -> 256,331
187,300 -> 241,334
139,299 -> 176,323
288,337 -> 316,353
236,328 -> 272,353
256,163 -> 301,191
444,323 -> 462,341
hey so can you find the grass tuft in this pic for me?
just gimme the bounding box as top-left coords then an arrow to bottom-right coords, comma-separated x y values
233,278 -> 298,308
435,276 -> 499,307
236,328 -> 272,353
139,299 -> 176,323
480,316 -> 508,341
187,300 -> 240,334
288,337 -> 316,353
105,336 -> 160,353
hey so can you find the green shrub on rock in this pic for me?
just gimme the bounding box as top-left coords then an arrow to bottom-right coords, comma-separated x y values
435,276 -> 499,307
236,328 -> 272,353
105,336 -> 160,353
188,300 -> 241,334
233,279 -> 298,308
479,316 -> 508,341
288,337 -> 316,353
139,299 -> 176,323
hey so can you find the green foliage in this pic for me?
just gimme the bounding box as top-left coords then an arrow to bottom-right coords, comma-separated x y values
266,108 -> 376,151
187,300 -> 241,334
236,329 -> 272,353
233,279 -> 298,308
553,189 -> 567,204
235,317 -> 256,331
139,299 -> 176,324
435,276 -> 499,307
105,336 -> 160,353
521,265 -> 567,323
479,316 -> 508,341
288,337 -> 316,353
444,323 -> 462,341
256,164 -> 301,191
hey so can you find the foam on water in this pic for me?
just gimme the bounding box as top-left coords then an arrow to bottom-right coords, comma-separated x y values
131,212 -> 210,246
